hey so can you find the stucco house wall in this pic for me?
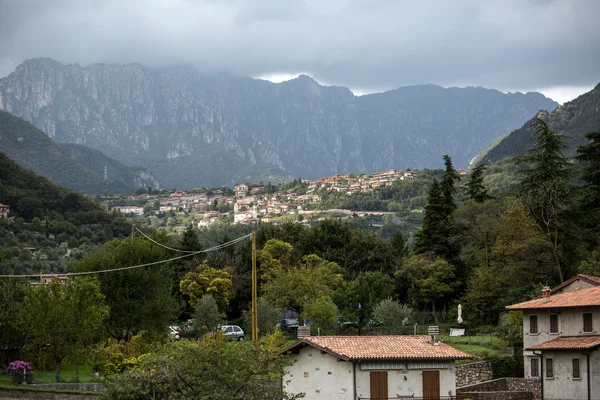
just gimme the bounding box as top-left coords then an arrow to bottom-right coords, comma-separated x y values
284,347 -> 353,399
523,308 -> 599,350
284,346 -> 459,399
540,351 -> 589,400
354,361 -> 456,399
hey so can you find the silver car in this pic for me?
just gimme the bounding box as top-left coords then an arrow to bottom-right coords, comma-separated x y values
220,325 -> 244,341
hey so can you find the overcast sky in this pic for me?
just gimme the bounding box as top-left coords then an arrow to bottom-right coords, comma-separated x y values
1,0 -> 598,103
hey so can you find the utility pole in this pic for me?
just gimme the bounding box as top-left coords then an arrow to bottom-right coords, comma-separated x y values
251,230 -> 258,343
132,222 -> 136,243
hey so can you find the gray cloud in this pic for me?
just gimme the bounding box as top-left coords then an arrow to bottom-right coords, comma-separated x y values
0,0 -> 598,96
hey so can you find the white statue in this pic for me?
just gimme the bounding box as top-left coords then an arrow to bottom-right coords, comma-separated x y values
457,304 -> 463,325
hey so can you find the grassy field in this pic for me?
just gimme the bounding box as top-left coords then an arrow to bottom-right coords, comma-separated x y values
440,334 -> 509,364
0,364 -> 95,385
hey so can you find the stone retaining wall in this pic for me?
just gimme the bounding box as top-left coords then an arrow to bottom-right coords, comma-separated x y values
456,361 -> 493,387
458,391 -> 531,400
0,388 -> 101,400
458,377 -> 541,400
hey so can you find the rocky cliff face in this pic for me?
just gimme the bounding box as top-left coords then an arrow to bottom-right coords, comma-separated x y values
479,83 -> 600,164
0,58 -> 558,188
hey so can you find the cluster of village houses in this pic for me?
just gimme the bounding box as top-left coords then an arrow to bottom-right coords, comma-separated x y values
283,273 -> 600,400
110,169 -> 424,226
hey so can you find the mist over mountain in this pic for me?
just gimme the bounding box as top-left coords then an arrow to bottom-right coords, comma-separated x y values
0,58 -> 558,188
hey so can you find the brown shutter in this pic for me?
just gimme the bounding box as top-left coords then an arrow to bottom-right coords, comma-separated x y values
583,313 -> 593,332
546,358 -> 553,378
370,371 -> 388,400
531,358 -> 539,377
550,314 -> 558,333
573,358 -> 581,379
530,315 -> 538,333
422,370 -> 440,399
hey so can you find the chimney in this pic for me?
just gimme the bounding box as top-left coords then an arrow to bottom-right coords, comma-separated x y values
541,286 -> 551,298
297,325 -> 311,339
428,326 -> 440,345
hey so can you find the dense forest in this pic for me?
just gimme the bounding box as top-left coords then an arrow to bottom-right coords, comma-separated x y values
0,153 -> 131,274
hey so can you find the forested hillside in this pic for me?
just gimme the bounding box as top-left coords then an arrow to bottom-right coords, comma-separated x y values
0,153 -> 130,275
479,83 -> 600,164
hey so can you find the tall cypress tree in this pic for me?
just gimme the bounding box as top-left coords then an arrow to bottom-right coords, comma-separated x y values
464,164 -> 492,203
414,179 -> 449,256
512,118 -> 575,282
441,155 -> 460,217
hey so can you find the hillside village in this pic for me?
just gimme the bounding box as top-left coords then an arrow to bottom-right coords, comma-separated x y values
108,168 -> 446,227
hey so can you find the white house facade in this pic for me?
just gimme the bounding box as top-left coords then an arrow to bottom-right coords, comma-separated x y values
282,335 -> 471,400
507,274 -> 600,400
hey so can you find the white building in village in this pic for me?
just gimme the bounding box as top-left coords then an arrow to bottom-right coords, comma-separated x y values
282,333 -> 471,399
507,274 -> 600,400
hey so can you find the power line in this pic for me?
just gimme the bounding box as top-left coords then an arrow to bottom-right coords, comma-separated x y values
0,233 -> 252,279
135,228 -> 197,253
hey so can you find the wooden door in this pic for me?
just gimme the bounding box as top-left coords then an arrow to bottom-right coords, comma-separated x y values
422,370 -> 440,399
370,371 -> 388,400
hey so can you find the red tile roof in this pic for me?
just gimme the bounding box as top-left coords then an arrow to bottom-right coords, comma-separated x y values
528,336 -> 600,351
283,336 -> 472,361
506,286 -> 600,310
550,274 -> 600,294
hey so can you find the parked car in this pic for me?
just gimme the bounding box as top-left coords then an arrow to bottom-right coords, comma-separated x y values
219,325 -> 244,341
168,326 -> 180,340
280,318 -> 299,330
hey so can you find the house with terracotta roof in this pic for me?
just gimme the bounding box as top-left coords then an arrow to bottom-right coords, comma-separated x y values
506,274 -> 600,400
282,331 -> 471,400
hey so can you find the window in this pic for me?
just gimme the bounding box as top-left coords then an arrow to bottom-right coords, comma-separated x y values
573,358 -> 581,379
583,313 -> 593,333
530,315 -> 538,334
549,314 -> 559,334
546,358 -> 554,379
531,359 -> 539,377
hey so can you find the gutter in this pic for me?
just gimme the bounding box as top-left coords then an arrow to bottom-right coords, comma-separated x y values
583,350 -> 591,400
540,358 -> 544,400
353,362 -> 357,400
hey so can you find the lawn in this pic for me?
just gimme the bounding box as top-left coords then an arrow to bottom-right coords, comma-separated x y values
440,334 -> 510,364
0,364 -> 96,385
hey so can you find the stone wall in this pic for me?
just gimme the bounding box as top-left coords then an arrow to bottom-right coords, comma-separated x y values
29,384 -> 104,393
457,391 -> 531,400
0,388 -> 101,400
456,361 -> 494,387
457,377 -> 541,400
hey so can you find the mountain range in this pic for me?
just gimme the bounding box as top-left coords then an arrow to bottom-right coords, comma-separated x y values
0,58 -> 559,189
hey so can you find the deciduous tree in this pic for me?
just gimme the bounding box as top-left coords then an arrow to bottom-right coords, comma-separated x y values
18,277 -> 108,382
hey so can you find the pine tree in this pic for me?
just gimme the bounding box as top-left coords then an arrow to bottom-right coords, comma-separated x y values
441,155 -> 460,216
576,131 -> 600,243
414,179 -> 450,256
576,131 -> 600,211
464,164 -> 492,203
181,223 -> 201,252
512,117 -> 575,282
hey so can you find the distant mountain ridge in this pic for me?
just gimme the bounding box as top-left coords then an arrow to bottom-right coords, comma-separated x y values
0,110 -> 159,194
478,83 -> 600,164
0,58 -> 558,188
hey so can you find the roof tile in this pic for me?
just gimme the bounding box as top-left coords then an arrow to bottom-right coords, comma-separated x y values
529,336 -> 600,351
506,286 -> 600,310
285,335 -> 471,361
